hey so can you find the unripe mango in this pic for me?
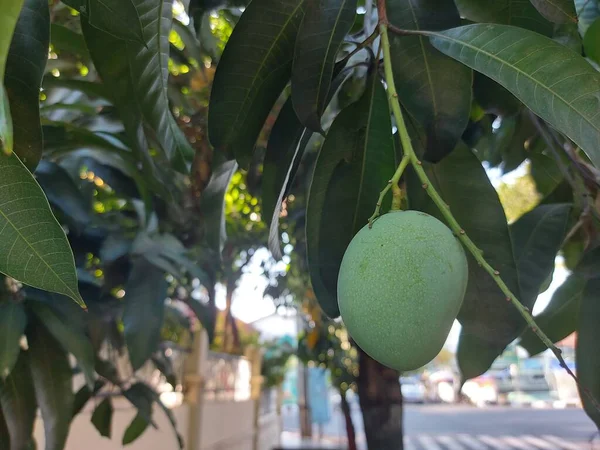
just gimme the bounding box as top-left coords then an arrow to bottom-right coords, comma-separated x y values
337,210 -> 468,371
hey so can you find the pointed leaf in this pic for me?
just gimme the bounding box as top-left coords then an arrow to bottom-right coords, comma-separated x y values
208,0 -> 305,166
199,154 -> 237,259
91,397 -> 113,438
123,258 -> 168,371
50,24 -> 90,60
81,0 -> 194,171
512,203 -> 571,305
0,300 -> 26,378
29,300 -> 95,387
407,144 -> 520,379
388,0 -> 472,162
122,413 -> 150,445
0,152 -> 84,306
122,382 -> 156,428
0,0 -> 24,80
427,24 -> 600,169
63,0 -> 145,44
184,298 -> 216,342
0,351 -> 37,450
519,273 -> 585,356
530,0 -> 578,23
453,0 -> 553,35
4,0 -> 49,169
530,151 -> 563,197
584,18 -> 600,66
473,73 -> 521,117
307,74 -> 396,318
73,380 -> 105,416
576,276 -> 600,429
291,0 -> 356,132
28,322 -> 74,450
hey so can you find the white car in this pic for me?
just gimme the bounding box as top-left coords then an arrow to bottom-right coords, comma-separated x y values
401,377 -> 426,403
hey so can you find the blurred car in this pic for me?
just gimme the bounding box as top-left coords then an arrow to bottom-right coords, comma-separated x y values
401,376 -> 426,403
461,374 -> 499,407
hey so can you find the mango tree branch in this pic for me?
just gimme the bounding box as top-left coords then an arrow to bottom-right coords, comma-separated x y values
377,19 -> 600,412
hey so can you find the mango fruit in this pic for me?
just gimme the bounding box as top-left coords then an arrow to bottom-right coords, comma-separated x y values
337,210 -> 468,371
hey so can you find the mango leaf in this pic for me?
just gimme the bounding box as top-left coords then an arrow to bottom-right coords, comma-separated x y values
50,24 -> 90,60
0,0 -> 23,80
512,203 -> 571,305
453,0 -> 553,35
407,144 -> 520,379
584,18 -> 600,65
530,151 -> 563,197
530,0 -> 578,23
184,298 -> 216,342
28,322 -> 74,450
427,24 -> 600,169
0,408 -> 9,449
576,0 -> 600,34
291,0 -> 356,132
200,154 -> 237,259
307,74 -> 395,318
73,380 -> 105,416
91,397 -> 113,438
81,0 -> 194,172
473,73 -> 521,117
42,78 -> 110,101
519,273 -> 585,356
0,351 -> 37,450
388,0 -> 472,162
35,160 -> 92,232
576,276 -> 600,429
62,0 -> 144,44
0,152 -> 84,306
0,300 -> 26,378
123,257 -> 168,371
122,382 -> 156,429
4,0 -> 49,169
29,299 -> 95,387
208,0 -> 305,166
122,413 -> 150,445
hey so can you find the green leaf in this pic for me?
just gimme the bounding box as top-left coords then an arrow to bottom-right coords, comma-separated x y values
307,74 -> 396,318
473,73 -> 521,117
50,24 -> 90,60
0,152 -> 84,306
29,299 -> 95,387
28,321 -> 74,450
200,154 -> 237,259
291,0 -> 356,132
122,382 -> 156,429
208,0 -> 305,166
63,0 -> 145,44
512,203 -> 571,305
81,0 -> 194,172
0,300 -> 26,378
73,380 -> 105,416
453,0 -> 553,35
184,298 -> 216,342
519,273 -> 585,356
0,351 -> 37,450
0,0 -> 24,80
122,413 -> 150,445
42,78 -> 110,101
530,151 -> 563,197
530,0 -> 578,23
388,0 -> 472,162
427,24 -> 600,169
576,276 -> 600,429
0,86 -> 12,155
4,0 -> 49,170
407,144 -> 520,379
35,160 -> 92,232
584,18 -> 600,65
123,257 -> 168,371
91,397 -> 113,438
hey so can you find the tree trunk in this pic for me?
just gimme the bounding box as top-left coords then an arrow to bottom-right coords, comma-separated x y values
358,349 -> 404,450
340,390 -> 357,450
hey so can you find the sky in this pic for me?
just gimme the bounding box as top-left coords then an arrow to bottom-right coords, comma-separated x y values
215,160 -> 570,352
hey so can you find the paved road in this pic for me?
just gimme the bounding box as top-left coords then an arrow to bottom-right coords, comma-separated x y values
281,403 -> 598,449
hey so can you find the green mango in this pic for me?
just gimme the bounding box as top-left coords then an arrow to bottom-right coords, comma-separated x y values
337,210 -> 468,371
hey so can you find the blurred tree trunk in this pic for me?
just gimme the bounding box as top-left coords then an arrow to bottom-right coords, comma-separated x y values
340,389 -> 357,450
358,349 -> 404,450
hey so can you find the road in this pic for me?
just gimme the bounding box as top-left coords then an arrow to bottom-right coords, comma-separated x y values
281,402 -> 598,449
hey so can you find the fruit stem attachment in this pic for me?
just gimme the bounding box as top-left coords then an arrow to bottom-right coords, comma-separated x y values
378,20 -> 600,412
368,155 -> 410,226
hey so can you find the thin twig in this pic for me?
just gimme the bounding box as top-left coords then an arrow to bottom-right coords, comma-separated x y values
377,12 -> 600,413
